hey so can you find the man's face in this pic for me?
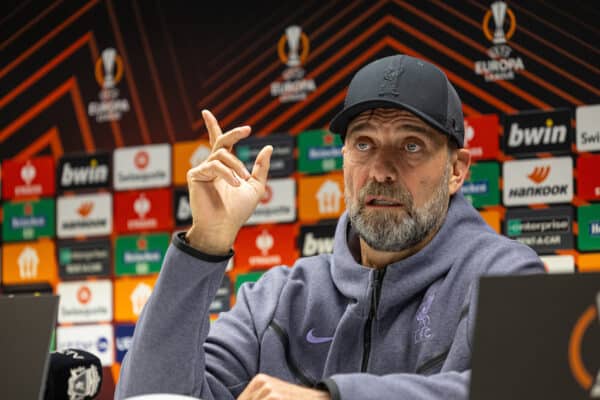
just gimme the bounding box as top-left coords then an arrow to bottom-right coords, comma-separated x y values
342,108 -> 455,252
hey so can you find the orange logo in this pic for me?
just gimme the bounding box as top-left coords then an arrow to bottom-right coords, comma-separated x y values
77,202 -> 94,217
482,3 -> 516,44
114,276 -> 158,322
298,173 -> 345,222
568,297 -> 600,395
527,166 -> 550,184
1,240 -> 58,285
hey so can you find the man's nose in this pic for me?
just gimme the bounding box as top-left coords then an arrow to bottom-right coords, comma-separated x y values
369,153 -> 398,183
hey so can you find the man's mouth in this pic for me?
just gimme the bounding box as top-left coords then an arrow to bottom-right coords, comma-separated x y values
364,196 -> 403,207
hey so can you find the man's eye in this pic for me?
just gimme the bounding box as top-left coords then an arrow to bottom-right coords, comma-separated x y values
405,142 -> 421,153
356,142 -> 371,151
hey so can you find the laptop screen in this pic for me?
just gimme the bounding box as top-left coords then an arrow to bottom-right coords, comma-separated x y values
470,274 -> 600,400
0,295 -> 59,400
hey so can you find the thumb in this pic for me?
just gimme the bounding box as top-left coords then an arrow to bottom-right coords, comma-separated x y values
251,145 -> 273,185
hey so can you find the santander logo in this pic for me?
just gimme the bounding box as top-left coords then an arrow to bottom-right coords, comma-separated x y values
527,166 -> 551,184
134,151 -> 149,170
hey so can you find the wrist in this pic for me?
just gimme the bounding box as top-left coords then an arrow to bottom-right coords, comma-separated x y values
185,225 -> 233,256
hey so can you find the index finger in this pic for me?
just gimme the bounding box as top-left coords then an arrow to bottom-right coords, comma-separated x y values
202,109 -> 223,147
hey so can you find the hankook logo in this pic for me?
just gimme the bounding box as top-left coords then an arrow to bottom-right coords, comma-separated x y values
503,157 -> 573,206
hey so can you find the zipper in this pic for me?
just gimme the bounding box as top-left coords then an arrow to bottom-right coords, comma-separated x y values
360,267 -> 386,372
269,321 -> 316,387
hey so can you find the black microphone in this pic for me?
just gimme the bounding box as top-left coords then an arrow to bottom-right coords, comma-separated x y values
44,349 -> 103,400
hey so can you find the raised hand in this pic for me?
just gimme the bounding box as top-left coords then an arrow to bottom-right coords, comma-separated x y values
185,110 -> 273,255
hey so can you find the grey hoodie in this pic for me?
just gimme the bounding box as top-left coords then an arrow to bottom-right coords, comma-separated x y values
116,193 -> 544,399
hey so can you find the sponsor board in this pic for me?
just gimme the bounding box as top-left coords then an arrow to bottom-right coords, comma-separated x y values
576,155 -> 600,200
461,162 -> 500,208
539,255 -> 575,274
114,276 -> 158,322
173,188 -> 192,227
2,198 -> 55,241
245,178 -> 296,225
297,130 -> 342,174
115,324 -> 135,363
271,25 -> 316,102
463,114 -> 500,160
236,134 -> 295,178
503,109 -> 572,155
57,193 -> 113,238
297,222 -> 336,257
502,157 -> 573,206
505,206 -> 574,253
114,233 -> 169,276
576,104 -> 600,152
298,173 -> 345,221
578,204 -> 600,251
479,210 -> 501,233
210,276 -> 232,314
172,140 -> 211,186
57,239 -> 111,279
56,324 -> 114,367
113,144 -> 171,190
235,271 -> 265,294
114,189 -> 173,233
235,225 -> 297,269
474,1 -> 525,82
57,280 -> 113,324
1,240 -> 58,285
2,156 -> 55,199
57,152 -> 111,191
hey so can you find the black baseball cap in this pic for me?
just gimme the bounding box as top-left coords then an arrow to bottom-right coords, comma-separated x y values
329,55 -> 465,147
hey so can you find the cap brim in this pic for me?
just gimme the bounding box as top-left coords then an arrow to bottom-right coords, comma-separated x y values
329,99 -> 450,141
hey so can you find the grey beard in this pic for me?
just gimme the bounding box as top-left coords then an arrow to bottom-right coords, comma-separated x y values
346,166 -> 450,252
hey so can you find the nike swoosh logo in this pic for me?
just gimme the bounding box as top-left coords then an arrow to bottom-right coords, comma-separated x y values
306,328 -> 334,344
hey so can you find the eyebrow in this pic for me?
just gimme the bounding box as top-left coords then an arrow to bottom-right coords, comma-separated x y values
346,121 -> 437,138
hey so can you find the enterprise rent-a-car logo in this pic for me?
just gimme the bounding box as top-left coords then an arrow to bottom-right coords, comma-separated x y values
503,157 -> 573,206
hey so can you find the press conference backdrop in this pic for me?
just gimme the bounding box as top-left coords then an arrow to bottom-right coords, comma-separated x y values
1,0 -> 599,398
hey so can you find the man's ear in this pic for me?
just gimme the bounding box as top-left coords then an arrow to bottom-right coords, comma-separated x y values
448,148 -> 471,195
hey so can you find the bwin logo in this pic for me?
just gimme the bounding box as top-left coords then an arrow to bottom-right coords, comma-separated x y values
302,233 -> 334,256
508,118 -> 568,147
61,160 -> 108,186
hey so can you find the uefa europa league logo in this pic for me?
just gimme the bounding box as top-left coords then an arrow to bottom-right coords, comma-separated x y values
491,1 -> 507,44
285,25 -> 302,67
101,48 -> 117,88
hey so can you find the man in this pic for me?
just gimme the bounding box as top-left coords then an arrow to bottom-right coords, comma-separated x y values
116,55 -> 544,400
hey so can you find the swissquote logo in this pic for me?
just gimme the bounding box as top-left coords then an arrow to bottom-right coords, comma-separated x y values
87,47 -> 130,123
114,144 -> 171,190
58,153 -> 110,191
474,1 -> 525,81
57,193 -> 113,238
246,178 -> 296,225
503,157 -> 573,206
568,292 -> 600,397
271,25 -> 316,102
57,280 -> 113,324
576,104 -> 600,152
503,109 -> 572,155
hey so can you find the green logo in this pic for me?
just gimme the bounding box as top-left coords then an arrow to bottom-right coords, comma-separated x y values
115,233 -> 170,275
237,145 -> 251,162
59,248 -> 72,264
577,204 -> 600,251
461,162 -> 500,208
507,219 -> 522,236
2,198 -> 55,241
298,130 -> 342,174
